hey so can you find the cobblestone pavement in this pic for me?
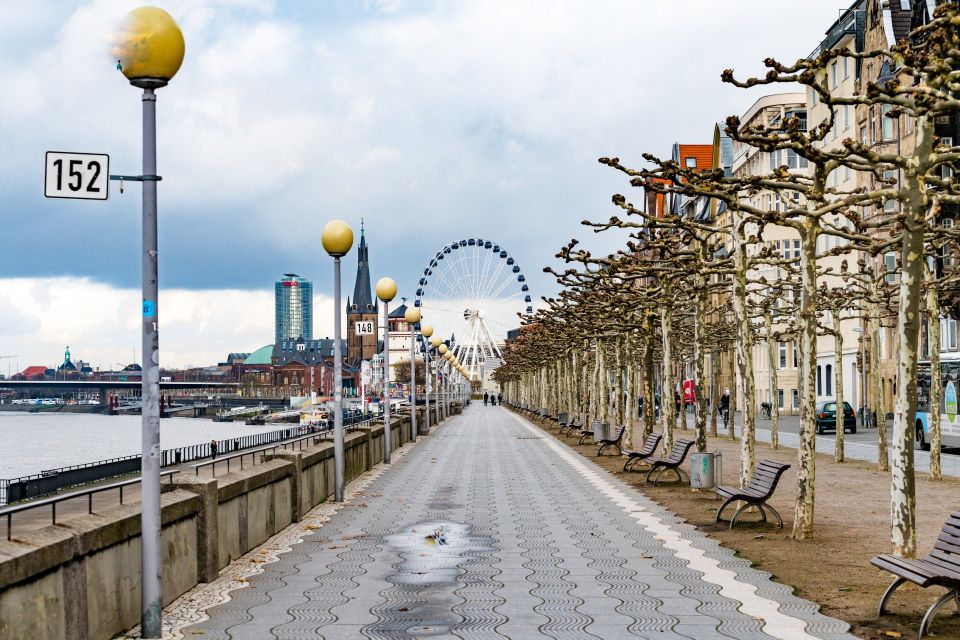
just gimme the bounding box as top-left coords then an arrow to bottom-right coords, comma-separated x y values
184,405 -> 855,640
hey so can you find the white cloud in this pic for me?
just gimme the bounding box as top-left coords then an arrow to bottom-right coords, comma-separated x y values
0,277 -> 334,371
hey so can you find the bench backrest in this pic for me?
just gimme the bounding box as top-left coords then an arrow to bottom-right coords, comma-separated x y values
745,459 -> 791,498
638,433 -> 662,456
558,412 -> 569,424
665,439 -> 695,465
610,426 -> 626,442
928,512 -> 960,571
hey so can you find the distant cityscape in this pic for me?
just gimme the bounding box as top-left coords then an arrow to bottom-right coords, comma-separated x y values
2,225 -> 436,400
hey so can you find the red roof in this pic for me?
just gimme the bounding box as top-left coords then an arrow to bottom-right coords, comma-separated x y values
21,366 -> 48,380
677,144 -> 714,171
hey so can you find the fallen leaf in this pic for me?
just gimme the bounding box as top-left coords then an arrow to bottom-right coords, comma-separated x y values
399,607 -> 409,612
882,632 -> 902,638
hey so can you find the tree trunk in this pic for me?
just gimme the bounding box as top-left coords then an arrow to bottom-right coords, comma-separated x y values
793,220 -> 819,541
766,314 -> 780,450
643,317 -> 656,439
928,279 -> 942,481
732,227 -> 756,481
833,312 -> 845,463
680,358 -> 689,432
661,306 -> 675,452
890,155 -> 929,558
870,275 -> 888,472
694,286 -> 708,453
728,346 -> 738,440
710,353 -> 719,437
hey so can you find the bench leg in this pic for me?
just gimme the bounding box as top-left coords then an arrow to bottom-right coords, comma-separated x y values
597,443 -> 607,456
624,456 -> 635,472
646,466 -> 661,484
729,502 -> 754,529
715,496 -> 738,524
579,433 -> 591,445
878,576 -> 907,617
920,589 -> 958,639
763,504 -> 784,529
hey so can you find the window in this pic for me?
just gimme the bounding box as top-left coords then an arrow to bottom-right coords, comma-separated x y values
685,157 -> 697,168
831,61 -> 838,88
817,366 -> 822,396
944,317 -> 959,352
779,342 -> 787,369
900,0 -> 910,9
881,104 -> 895,141
793,345 -> 799,369
778,388 -> 785,408
825,364 -> 833,396
793,239 -> 801,259
792,389 -> 800,409
885,252 -> 897,283
883,170 -> 897,211
860,125 -> 867,145
844,105 -> 851,131
843,56 -> 849,79
810,87 -> 818,106
945,219 -> 957,268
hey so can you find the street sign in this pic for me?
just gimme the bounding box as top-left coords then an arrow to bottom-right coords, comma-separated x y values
44,151 -> 109,200
355,320 -> 375,335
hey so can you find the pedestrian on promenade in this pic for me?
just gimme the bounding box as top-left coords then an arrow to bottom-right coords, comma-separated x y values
674,391 -> 681,416
498,392 -> 502,406
484,392 -> 489,406
210,439 -> 218,459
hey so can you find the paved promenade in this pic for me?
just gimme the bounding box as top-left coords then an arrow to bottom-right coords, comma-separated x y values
185,405 -> 854,639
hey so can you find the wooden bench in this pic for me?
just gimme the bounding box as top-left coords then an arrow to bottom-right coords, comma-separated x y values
622,433 -> 663,472
713,459 -> 791,529
597,426 -> 626,456
645,439 -> 695,485
872,512 -> 960,639
556,412 -> 569,429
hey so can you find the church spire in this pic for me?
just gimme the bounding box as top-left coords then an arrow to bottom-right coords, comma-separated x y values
349,219 -> 374,314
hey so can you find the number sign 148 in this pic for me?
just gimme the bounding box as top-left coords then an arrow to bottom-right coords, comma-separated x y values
44,152 -> 110,201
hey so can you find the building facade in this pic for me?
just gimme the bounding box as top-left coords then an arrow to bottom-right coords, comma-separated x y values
275,274 -> 313,344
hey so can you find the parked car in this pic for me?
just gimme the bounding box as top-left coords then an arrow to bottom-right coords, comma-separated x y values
815,401 -> 857,435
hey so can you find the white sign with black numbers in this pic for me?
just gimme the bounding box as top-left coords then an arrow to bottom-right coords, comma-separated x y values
44,151 -> 109,200
355,320 -> 375,335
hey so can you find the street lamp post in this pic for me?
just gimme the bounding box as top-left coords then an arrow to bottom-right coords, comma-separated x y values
421,325 -> 434,432
322,220 -> 354,503
376,278 -> 397,463
405,307 -> 421,442
431,336 -> 442,424
115,7 -> 184,637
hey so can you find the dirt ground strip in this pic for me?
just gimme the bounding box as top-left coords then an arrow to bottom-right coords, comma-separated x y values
523,412 -> 960,640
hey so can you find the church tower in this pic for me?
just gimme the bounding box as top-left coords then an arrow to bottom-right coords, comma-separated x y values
347,222 -> 378,363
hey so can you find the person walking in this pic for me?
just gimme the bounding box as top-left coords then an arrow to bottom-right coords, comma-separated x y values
210,439 -> 219,460
498,392 -> 502,406
483,391 -> 489,406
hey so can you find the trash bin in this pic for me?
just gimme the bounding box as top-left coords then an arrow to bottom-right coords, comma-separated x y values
690,451 -> 721,489
592,421 -> 609,442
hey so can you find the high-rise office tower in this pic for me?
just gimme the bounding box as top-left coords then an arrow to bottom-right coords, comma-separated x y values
275,273 -> 313,343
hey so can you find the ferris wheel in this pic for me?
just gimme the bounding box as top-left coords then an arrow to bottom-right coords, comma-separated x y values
415,238 -> 533,387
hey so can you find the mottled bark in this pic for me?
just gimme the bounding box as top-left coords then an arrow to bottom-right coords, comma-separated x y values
793,220 -> 819,541
728,346 -> 738,441
661,306 -> 675,452
733,228 -> 756,482
694,285 -> 708,453
709,353 -> 718,438
643,318 -> 656,439
928,280 -> 942,481
833,312 -> 845,463
870,276 -> 888,472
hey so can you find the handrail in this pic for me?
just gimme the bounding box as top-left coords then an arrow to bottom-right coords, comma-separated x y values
1,471 -> 179,541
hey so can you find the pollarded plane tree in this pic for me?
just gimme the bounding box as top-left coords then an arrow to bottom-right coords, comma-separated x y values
718,3 -> 960,555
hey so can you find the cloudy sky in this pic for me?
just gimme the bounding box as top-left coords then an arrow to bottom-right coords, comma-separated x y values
0,0 -> 848,370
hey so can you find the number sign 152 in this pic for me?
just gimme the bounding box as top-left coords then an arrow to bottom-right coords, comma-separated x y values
44,152 -> 109,201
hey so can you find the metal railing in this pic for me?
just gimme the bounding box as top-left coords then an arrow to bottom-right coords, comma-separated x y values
191,415 -> 380,477
1,471 -> 179,540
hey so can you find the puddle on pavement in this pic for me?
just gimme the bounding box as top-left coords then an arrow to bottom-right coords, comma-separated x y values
369,521 -> 495,635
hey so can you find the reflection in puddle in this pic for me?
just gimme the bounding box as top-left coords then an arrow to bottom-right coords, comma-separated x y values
367,521 -> 496,636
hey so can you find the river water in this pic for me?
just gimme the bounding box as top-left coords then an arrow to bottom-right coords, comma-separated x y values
0,413 -> 284,479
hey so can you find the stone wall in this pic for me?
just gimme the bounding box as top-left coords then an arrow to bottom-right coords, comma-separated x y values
0,409 -> 457,640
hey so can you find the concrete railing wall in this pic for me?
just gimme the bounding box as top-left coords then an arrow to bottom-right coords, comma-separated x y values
0,405 -> 462,640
